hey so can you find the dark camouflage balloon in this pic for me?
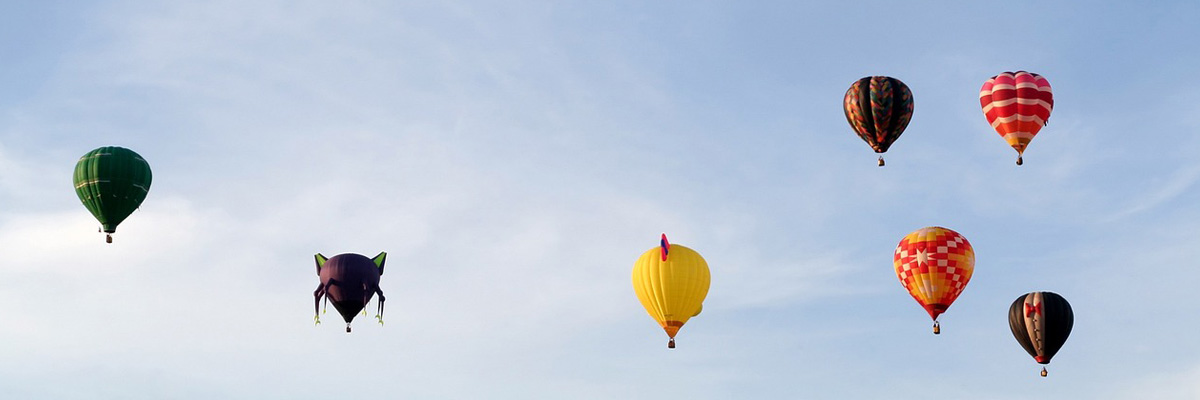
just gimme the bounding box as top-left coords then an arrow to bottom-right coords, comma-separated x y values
1009,291 -> 1073,376
314,252 -> 387,333
843,76 -> 914,165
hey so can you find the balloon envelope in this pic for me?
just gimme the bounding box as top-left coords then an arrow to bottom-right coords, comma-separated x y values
843,76 -> 914,163
1009,291 -> 1073,365
979,71 -> 1053,164
893,227 -> 974,322
315,252 -> 386,325
73,146 -> 152,239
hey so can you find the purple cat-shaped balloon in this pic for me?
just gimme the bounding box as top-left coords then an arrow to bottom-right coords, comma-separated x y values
313,252 -> 386,333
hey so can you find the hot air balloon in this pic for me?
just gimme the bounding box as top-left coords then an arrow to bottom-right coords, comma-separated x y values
632,234 -> 710,348
314,252 -> 387,333
73,146 -> 152,243
843,76 -> 914,166
1009,291 -> 1073,377
893,226 -> 974,334
979,71 -> 1053,165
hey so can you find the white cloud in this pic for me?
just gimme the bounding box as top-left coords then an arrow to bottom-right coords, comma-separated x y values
1105,164 -> 1200,221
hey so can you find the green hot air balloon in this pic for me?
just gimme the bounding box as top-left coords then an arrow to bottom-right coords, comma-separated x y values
73,146 -> 152,243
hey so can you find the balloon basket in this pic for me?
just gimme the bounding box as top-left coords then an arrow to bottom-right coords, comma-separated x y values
1041,367 -> 1047,377
668,338 -> 675,349
932,321 -> 940,335
106,234 -> 113,244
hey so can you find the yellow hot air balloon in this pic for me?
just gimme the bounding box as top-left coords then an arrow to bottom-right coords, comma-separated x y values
632,234 -> 711,348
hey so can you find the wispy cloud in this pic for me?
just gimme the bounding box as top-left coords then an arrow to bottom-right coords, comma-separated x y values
1104,163 -> 1200,222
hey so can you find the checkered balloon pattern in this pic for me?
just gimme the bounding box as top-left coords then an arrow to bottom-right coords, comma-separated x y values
893,227 -> 975,320
979,71 -> 1053,160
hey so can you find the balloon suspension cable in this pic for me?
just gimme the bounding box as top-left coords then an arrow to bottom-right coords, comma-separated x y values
668,338 -> 676,349
346,323 -> 352,333
1016,156 -> 1024,166
878,156 -> 885,167
1041,367 -> 1048,377
933,321 -> 941,335
106,234 -> 113,244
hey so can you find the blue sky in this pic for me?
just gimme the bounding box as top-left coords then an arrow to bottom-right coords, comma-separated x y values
3,1 -> 1200,398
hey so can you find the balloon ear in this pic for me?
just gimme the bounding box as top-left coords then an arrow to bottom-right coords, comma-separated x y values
315,253 -> 328,275
372,252 -> 387,275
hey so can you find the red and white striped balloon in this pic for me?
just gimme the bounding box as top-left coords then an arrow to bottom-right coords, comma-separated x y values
979,71 -> 1053,165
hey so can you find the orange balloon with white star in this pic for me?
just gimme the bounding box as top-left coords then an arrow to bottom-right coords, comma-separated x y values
893,226 -> 975,334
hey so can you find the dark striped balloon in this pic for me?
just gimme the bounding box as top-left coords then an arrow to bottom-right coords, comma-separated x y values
842,76 -> 914,166
73,146 -> 152,243
1008,291 -> 1073,375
